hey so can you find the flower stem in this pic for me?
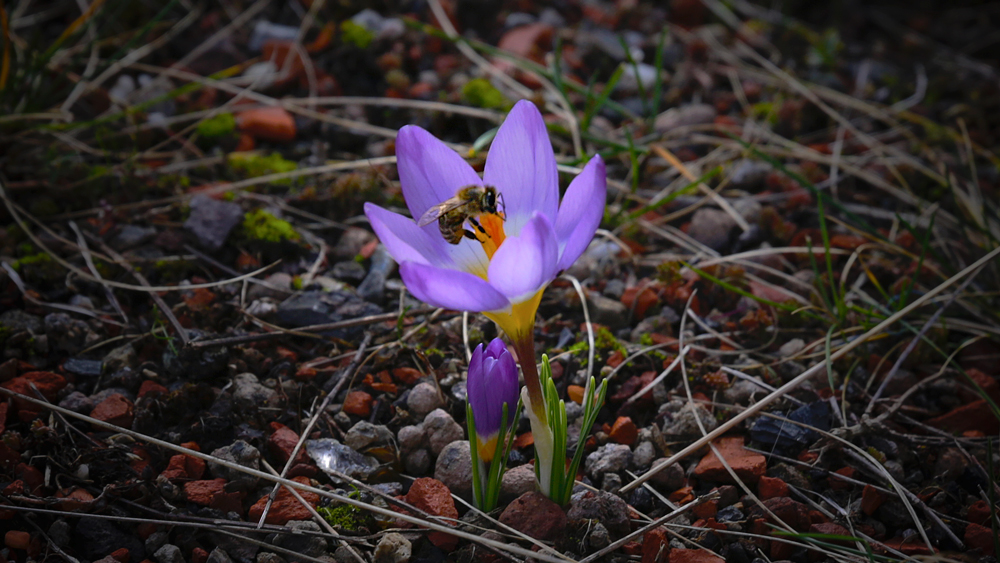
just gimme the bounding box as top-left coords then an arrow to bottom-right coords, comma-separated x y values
510,331 -> 546,425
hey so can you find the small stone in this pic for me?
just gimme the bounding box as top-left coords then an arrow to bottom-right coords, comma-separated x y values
933,447 -> 968,481
249,20 -> 299,51
654,103 -> 716,133
587,292 -> 629,330
154,544 -> 184,563
609,417 -> 638,445
274,521 -> 327,557
722,379 -> 761,405
102,343 -> 136,374
59,391 -> 94,413
694,437 -> 766,484
434,441 -> 472,500
185,195 -> 244,251
662,402 -> 718,436
373,532 -> 411,563
343,391 -> 373,417
232,373 -> 278,412
568,489 -> 630,538
860,484 -> 885,516
331,261 -> 367,282
500,463 -> 537,500
499,491 -> 566,541
648,458 -> 686,491
687,208 -> 736,251
345,421 -> 394,451
404,449 -> 431,475
586,443 -> 633,480
255,553 -> 285,563
206,548 -> 232,563
306,439 -> 379,481
632,441 -> 656,470
778,338 -> 805,358
209,441 -> 260,490
422,408 -> 464,456
407,382 -> 444,418
113,225 -> 157,249
90,394 -> 135,428
397,425 -> 427,452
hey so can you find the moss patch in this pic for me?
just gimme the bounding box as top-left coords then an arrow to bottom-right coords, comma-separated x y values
242,209 -> 300,243
341,20 -> 374,49
228,152 -> 297,184
196,113 -> 236,139
462,78 -> 508,110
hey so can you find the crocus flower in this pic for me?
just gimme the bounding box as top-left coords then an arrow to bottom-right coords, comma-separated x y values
364,100 -> 605,398
365,100 -> 607,498
466,338 -> 519,462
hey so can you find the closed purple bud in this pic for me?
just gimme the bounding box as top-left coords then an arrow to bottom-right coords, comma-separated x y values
467,338 -> 520,462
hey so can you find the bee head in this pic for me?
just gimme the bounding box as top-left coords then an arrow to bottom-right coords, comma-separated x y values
483,187 -> 497,213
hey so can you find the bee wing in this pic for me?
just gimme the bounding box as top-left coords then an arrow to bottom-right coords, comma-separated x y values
416,198 -> 467,227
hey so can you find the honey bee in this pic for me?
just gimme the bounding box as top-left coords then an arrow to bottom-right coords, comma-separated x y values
417,185 -> 504,244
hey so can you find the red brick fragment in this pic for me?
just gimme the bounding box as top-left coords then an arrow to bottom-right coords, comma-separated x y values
757,476 -> 788,500
343,391 -> 373,417
693,437 -> 766,484
90,394 -> 135,428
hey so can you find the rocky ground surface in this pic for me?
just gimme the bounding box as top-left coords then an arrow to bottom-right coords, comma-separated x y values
0,1 -> 999,563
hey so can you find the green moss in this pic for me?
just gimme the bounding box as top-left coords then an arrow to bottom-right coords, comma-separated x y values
595,327 -> 627,356
462,78 -> 508,110
341,20 -> 374,49
318,499 -> 373,531
242,209 -> 300,243
639,333 -> 654,346
196,113 -> 236,139
12,252 -> 52,270
228,152 -> 297,184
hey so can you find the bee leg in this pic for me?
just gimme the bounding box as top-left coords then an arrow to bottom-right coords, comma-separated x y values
462,229 -> 481,241
468,217 -> 489,236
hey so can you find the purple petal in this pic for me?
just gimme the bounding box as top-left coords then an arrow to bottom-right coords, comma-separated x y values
485,337 -> 507,359
366,202 -> 491,277
496,351 -> 519,417
482,100 -> 559,237
554,155 -> 607,272
365,203 -> 447,268
487,212 -> 559,302
468,343 -> 485,387
396,125 -> 484,221
399,262 -> 510,312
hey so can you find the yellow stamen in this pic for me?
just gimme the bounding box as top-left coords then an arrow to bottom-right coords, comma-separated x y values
478,213 -> 506,260
477,434 -> 499,463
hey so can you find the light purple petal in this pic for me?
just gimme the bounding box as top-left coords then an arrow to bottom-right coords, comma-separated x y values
365,203 -> 448,268
496,351 -> 519,417
399,262 -> 510,312
366,202 -> 491,276
468,343 -> 485,389
482,100 -> 558,236
396,125 -> 484,221
487,213 -> 559,302
554,155 -> 607,272
485,337 -> 507,359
